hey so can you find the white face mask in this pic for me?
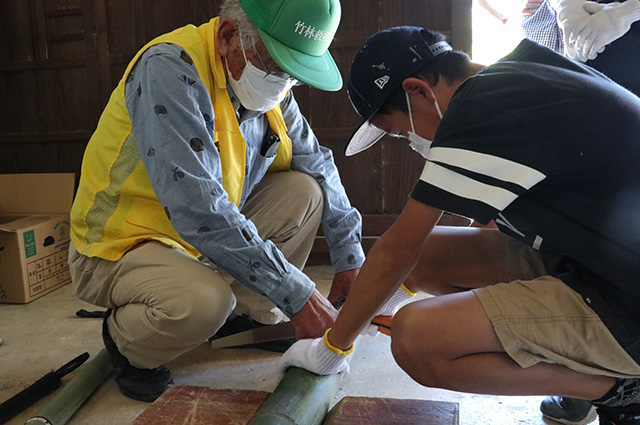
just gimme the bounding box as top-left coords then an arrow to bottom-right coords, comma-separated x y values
225,32 -> 295,112
406,90 -> 443,159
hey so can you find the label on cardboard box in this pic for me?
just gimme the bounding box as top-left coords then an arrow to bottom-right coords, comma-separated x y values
23,230 -> 36,258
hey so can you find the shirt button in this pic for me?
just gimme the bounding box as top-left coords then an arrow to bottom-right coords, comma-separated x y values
283,297 -> 290,305
585,297 -> 592,304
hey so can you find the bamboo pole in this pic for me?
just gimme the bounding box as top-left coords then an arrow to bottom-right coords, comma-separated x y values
24,349 -> 112,425
248,333 -> 359,425
247,366 -> 346,425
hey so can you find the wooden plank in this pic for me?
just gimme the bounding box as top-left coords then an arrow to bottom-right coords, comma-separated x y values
0,1 -> 34,62
133,386 -> 270,425
452,0 -> 473,53
323,396 -> 459,425
0,131 -> 91,144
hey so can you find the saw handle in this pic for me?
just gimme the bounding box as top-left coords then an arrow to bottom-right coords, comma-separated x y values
370,315 -> 392,336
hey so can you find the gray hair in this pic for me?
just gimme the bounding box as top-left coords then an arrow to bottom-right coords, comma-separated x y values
219,0 -> 261,50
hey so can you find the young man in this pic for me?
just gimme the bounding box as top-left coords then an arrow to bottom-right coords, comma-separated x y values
280,26 -> 640,425
69,0 -> 364,402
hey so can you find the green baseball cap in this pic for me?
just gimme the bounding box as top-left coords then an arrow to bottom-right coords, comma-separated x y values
239,0 -> 342,91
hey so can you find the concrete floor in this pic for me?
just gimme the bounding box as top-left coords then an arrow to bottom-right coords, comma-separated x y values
0,265 -> 578,425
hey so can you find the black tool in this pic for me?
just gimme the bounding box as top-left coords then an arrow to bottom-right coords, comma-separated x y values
0,352 -> 89,423
75,309 -> 107,318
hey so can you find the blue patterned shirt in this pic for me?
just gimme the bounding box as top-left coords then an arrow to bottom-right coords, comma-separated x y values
124,43 -> 364,317
521,0 -> 565,53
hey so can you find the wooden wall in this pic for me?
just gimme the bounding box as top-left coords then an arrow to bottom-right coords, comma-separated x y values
0,0 -> 472,260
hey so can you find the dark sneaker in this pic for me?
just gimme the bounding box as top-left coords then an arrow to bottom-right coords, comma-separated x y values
541,396 -> 597,425
209,314 -> 295,353
597,404 -> 640,425
102,309 -> 174,402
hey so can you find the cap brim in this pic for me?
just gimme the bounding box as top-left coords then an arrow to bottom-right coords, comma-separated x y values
345,119 -> 386,156
259,29 -> 343,92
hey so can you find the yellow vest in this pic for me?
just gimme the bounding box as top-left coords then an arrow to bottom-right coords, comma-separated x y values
71,17 -> 292,261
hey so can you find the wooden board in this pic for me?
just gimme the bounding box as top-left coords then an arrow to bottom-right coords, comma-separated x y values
322,396 -> 459,425
133,386 -> 270,425
133,387 -> 459,425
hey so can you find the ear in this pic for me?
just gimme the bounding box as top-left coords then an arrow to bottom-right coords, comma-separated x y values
217,18 -> 238,57
402,78 -> 435,102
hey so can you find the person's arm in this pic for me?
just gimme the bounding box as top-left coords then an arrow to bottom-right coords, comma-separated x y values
522,0 -> 544,16
279,199 -> 442,375
327,199 -> 442,349
476,0 -> 509,24
280,93 -> 365,304
124,44 -> 318,324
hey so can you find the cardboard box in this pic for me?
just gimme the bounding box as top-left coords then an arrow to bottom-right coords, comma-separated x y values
0,174 -> 75,303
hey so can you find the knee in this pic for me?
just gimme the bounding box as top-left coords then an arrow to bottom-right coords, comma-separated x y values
390,304 -> 446,388
168,284 -> 236,342
390,304 -> 422,371
288,171 -> 324,214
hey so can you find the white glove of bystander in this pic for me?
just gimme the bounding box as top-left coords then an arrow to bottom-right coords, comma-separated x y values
556,0 -> 593,60
361,284 -> 416,336
572,0 -> 640,60
279,329 -> 354,376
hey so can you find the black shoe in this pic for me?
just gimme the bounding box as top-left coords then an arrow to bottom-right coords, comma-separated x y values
209,314 -> 296,353
102,309 -> 174,402
597,404 -> 640,425
541,396 -> 597,425
115,364 -> 174,402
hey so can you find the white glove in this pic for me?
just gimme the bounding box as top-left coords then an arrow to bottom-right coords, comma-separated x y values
573,0 -> 640,61
556,0 -> 593,60
361,284 -> 415,337
583,1 -> 605,14
279,330 -> 354,376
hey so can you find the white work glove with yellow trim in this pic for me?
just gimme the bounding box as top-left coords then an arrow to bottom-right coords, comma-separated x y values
362,284 -> 416,337
572,0 -> 640,60
279,329 -> 354,376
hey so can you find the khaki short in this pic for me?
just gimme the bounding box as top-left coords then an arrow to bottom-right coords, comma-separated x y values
473,238 -> 640,378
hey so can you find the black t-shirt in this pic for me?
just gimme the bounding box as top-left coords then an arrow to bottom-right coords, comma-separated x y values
587,21 -> 640,96
410,39 -> 640,361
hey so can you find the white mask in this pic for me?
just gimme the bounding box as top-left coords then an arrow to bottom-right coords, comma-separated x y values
406,90 -> 443,159
225,32 -> 295,112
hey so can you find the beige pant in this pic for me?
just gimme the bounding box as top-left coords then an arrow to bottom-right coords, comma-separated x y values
69,171 -> 323,368
473,238 -> 640,378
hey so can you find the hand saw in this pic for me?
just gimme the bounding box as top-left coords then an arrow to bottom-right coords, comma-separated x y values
211,314 -> 392,349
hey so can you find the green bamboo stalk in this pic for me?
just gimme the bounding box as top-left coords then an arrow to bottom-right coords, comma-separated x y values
24,349 -> 112,425
248,332 -> 359,425
247,366 -> 346,425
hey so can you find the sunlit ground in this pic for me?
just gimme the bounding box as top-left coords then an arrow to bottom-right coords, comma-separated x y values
472,0 -> 527,64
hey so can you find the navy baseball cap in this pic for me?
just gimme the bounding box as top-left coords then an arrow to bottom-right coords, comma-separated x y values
345,26 -> 452,156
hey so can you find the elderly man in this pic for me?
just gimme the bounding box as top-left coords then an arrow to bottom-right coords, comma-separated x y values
281,27 -> 640,425
69,0 -> 363,402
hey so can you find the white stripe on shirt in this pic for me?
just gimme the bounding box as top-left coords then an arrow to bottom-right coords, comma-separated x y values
428,147 -> 546,190
420,162 -> 520,211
